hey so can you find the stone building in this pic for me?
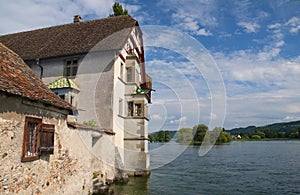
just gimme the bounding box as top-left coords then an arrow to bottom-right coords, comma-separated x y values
0,42 -> 119,194
0,15 -> 152,176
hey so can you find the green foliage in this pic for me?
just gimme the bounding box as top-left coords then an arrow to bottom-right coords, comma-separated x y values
149,130 -> 173,142
193,124 -> 208,142
229,120 -> 300,137
217,131 -> 232,144
228,120 -> 300,140
109,2 -> 128,17
254,130 -> 265,139
148,134 -> 157,142
165,131 -> 171,142
289,131 -> 299,139
251,135 -> 262,140
83,120 -> 97,127
92,172 -> 99,179
177,128 -> 193,144
177,125 -> 231,145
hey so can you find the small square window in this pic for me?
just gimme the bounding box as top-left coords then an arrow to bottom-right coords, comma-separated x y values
21,117 -> 55,162
127,101 -> 144,117
64,59 -> 79,77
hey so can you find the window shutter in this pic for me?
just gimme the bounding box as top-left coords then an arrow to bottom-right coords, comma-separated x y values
40,124 -> 55,154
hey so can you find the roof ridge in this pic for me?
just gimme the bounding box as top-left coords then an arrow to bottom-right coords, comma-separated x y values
0,15 -> 138,60
0,15 -> 136,37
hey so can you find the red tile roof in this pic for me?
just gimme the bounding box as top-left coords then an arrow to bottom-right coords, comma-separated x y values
0,42 -> 72,110
0,15 -> 138,60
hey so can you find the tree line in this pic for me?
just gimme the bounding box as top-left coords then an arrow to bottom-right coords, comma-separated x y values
237,128 -> 300,140
228,120 -> 300,139
177,124 -> 232,145
149,130 -> 172,142
149,124 -> 232,145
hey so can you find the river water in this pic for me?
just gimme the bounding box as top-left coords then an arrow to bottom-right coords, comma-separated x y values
112,141 -> 300,194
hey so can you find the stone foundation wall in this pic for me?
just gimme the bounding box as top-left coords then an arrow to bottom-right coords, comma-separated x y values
0,95 -> 118,194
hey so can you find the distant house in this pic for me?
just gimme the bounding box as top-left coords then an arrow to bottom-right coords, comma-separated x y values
0,15 -> 152,176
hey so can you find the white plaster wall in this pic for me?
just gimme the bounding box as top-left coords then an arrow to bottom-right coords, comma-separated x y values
113,48 -> 127,165
30,55 -> 84,85
75,51 -> 115,126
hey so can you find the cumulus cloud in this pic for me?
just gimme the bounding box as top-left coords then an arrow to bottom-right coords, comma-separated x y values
171,10 -> 212,36
238,21 -> 260,33
152,114 -> 163,120
285,17 -> 300,34
170,116 -> 187,124
0,0 -> 115,34
213,48 -> 300,128
268,23 -> 282,29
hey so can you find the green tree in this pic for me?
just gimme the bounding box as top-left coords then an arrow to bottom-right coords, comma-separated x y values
277,132 -> 286,138
165,131 -> 171,142
177,128 -> 193,144
254,130 -> 265,139
109,2 -> 128,17
193,124 -> 208,142
289,131 -> 299,139
148,134 -> 157,142
251,134 -> 261,140
216,131 -> 232,144
157,130 -> 165,142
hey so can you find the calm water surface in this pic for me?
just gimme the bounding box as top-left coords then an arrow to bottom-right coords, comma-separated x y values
112,141 -> 300,194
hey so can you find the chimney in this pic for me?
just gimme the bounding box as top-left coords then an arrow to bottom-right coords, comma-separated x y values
73,15 -> 82,23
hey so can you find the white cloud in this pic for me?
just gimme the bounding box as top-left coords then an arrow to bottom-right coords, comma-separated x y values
152,114 -> 163,120
213,49 -> 300,128
124,4 -> 140,14
196,28 -> 212,36
285,17 -> 300,34
170,116 -> 187,124
275,40 -> 285,47
284,116 -> 300,121
268,23 -> 282,29
286,17 -> 300,26
0,0 -> 114,35
171,10 -> 213,36
268,17 -> 300,37
238,21 -> 260,33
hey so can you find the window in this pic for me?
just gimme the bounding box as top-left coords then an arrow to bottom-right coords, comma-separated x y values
120,63 -> 124,79
59,94 -> 65,100
22,117 -> 41,162
64,59 -> 78,77
126,67 -> 133,82
134,103 -> 142,116
21,117 -> 55,162
127,101 -> 145,117
70,96 -> 74,105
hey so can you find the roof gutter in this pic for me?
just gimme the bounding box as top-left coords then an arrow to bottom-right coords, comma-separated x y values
36,58 -> 43,79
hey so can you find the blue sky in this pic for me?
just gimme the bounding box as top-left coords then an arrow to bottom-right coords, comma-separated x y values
1,0 -> 300,131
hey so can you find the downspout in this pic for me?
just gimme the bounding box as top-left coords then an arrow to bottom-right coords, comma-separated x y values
36,58 -> 43,79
